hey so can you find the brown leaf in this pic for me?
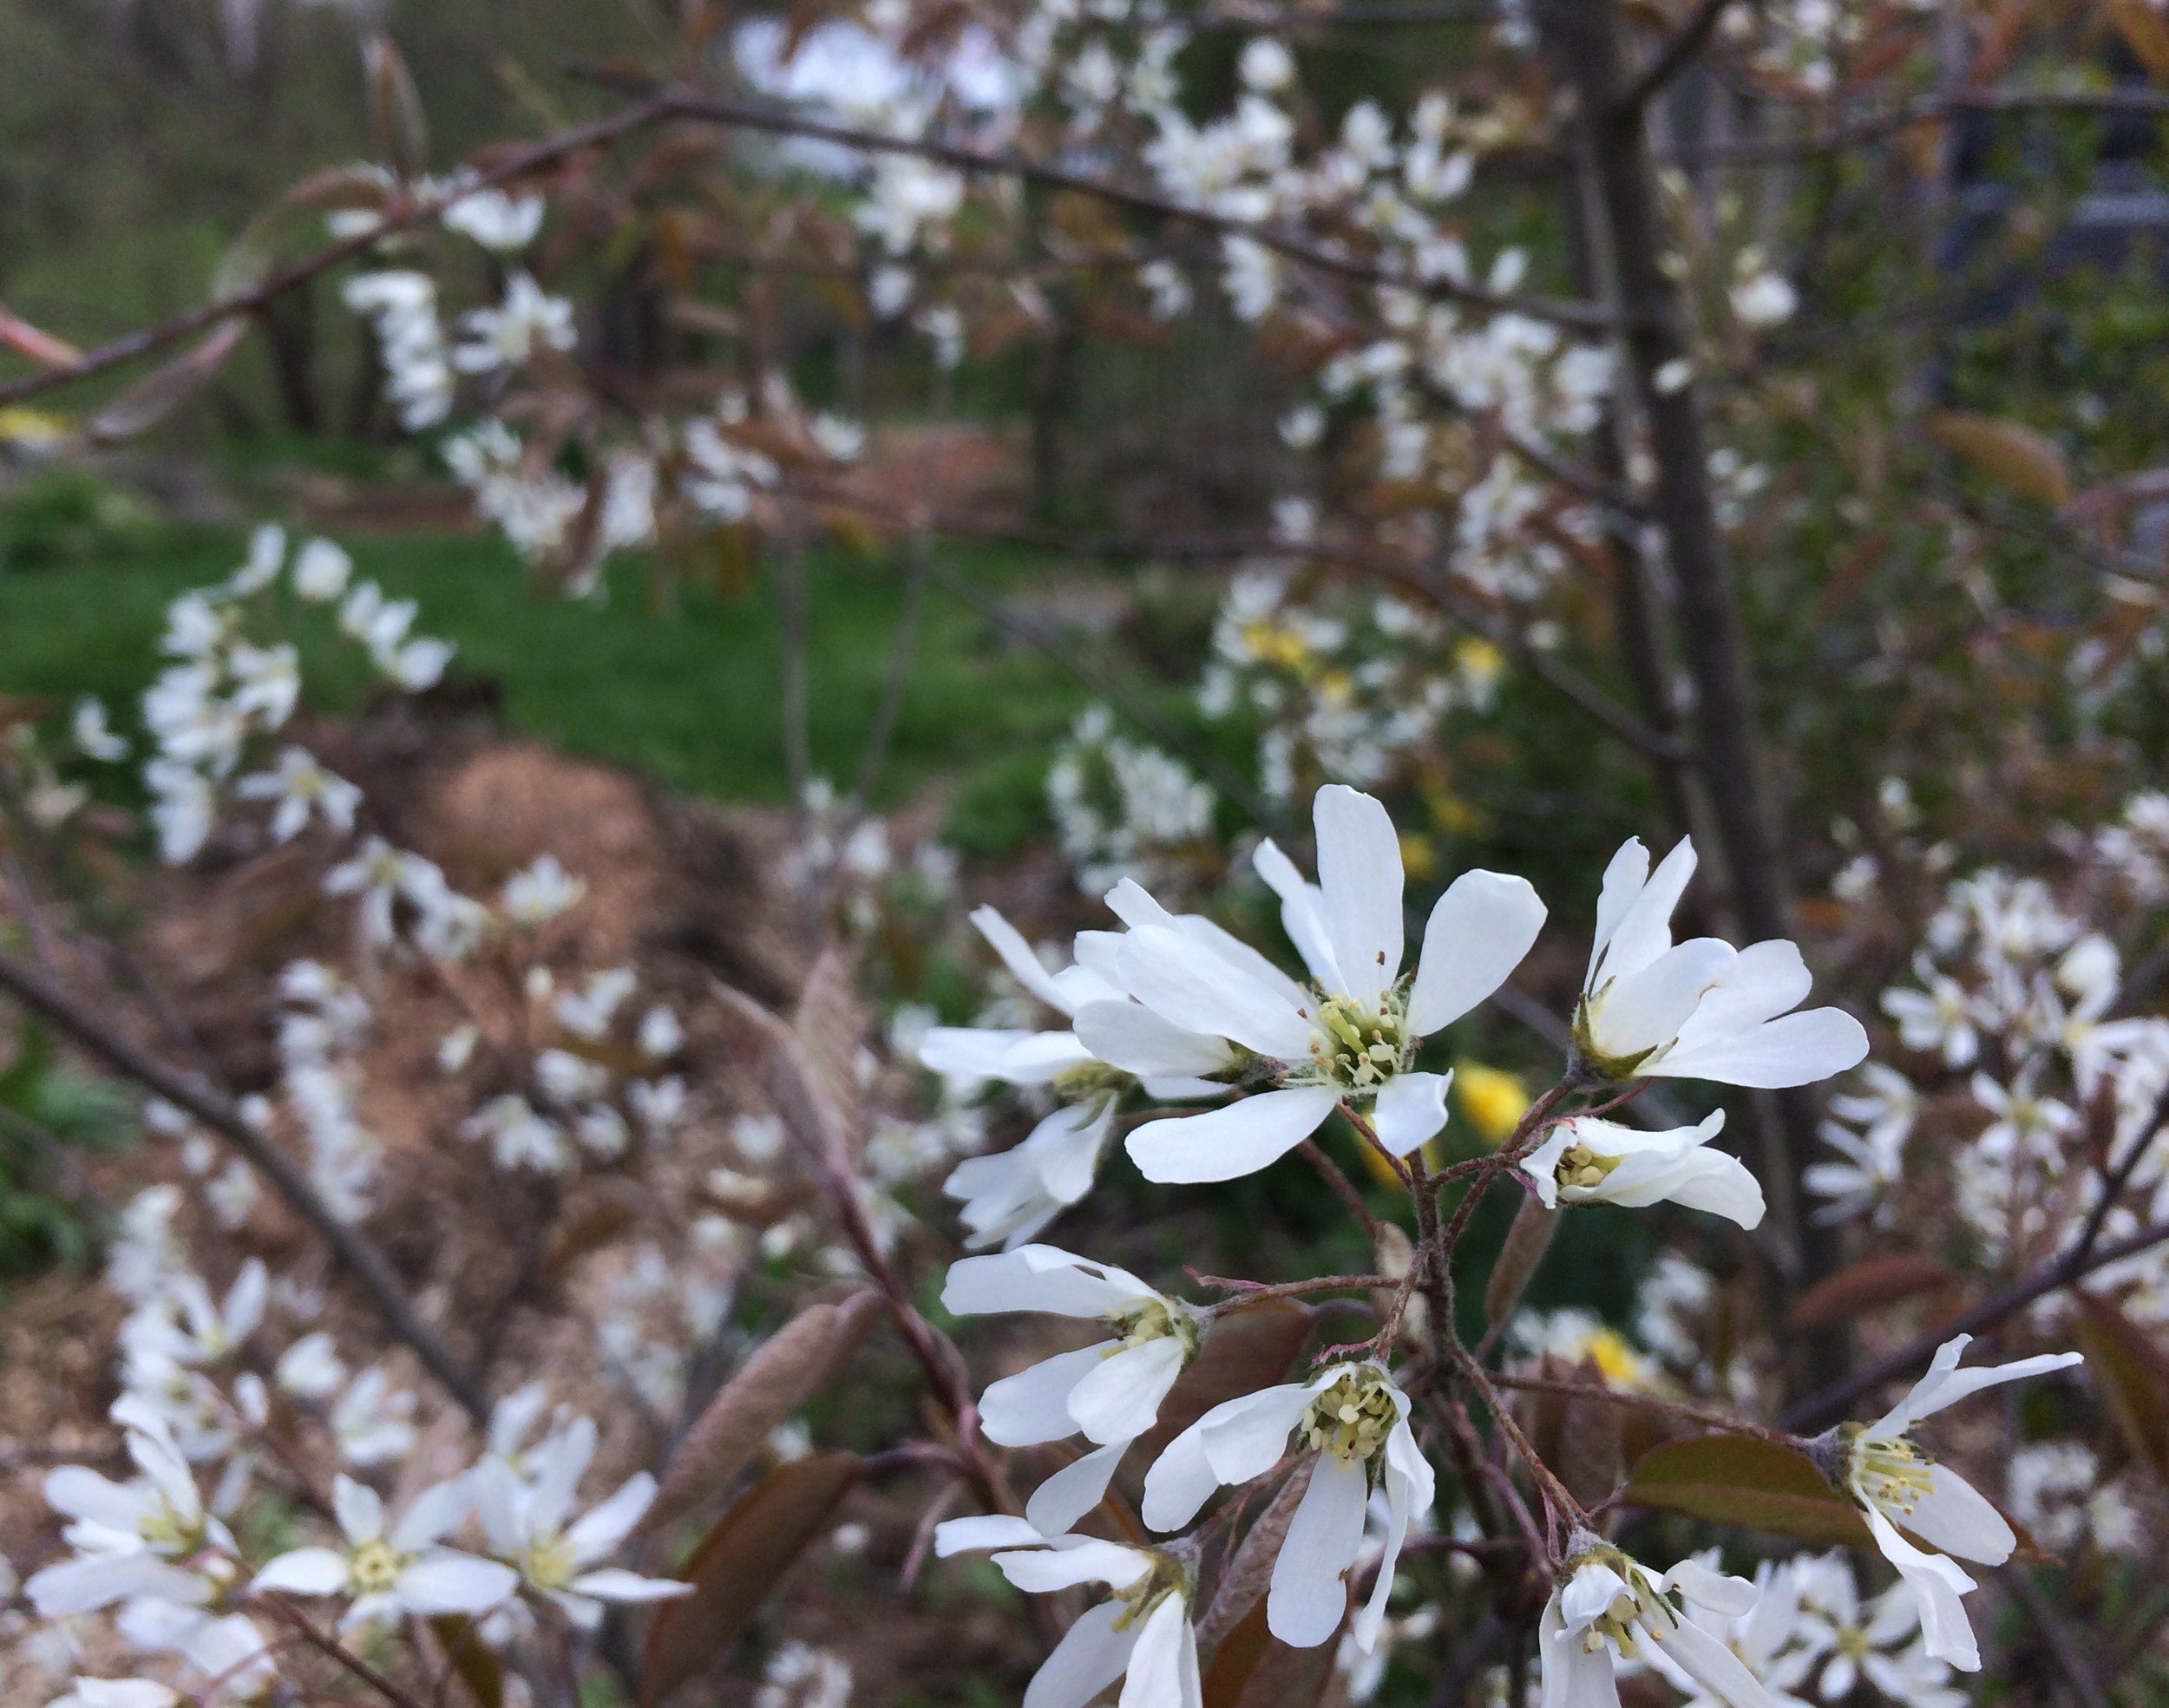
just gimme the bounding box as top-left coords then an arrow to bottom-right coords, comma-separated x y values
711,978 -> 852,1175
88,321 -> 249,444
1203,1593 -> 1346,1708
363,32 -> 430,180
639,1292 -> 883,1541
1785,1254 -> 1960,1334
793,945 -> 866,1159
2078,1292 -> 2169,1482
1132,1299 -> 1314,1469
1622,1435 -> 1876,1550
640,1452 -> 861,1708
1484,1196 -> 1560,1329
426,1617 -> 504,1708
0,306 -> 82,370
1196,1462 -> 1312,1653
1929,412 -> 2073,508
1515,1354 -> 1623,1508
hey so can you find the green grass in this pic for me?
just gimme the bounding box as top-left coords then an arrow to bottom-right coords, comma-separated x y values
0,525 -> 1098,821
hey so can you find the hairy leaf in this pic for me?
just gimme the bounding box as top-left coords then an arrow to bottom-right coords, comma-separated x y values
640,1452 -> 861,1708
2078,1293 -> 2169,1483
793,945 -> 865,1161
1202,1592 -> 1344,1708
363,33 -> 429,180
1197,1462 -> 1312,1653
1484,1197 -> 1560,1329
1515,1354 -> 1622,1508
639,1291 -> 883,1541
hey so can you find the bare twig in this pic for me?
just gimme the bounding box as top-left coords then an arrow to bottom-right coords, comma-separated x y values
0,948 -> 488,1423
1615,0 -> 1740,115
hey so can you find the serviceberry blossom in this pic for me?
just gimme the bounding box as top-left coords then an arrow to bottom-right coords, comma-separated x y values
1540,1538 -> 1776,1708
933,1518 -> 1202,1708
1117,784 -> 1543,1181
1142,1359 -> 1432,1651
234,748 -> 361,842
943,1246 -> 1201,1531
28,1398 -> 230,1618
451,272 -> 576,375
250,1473 -> 518,1630
1812,1334 -> 2082,1669
1520,1110 -> 1765,1229
1576,837 -> 1869,1087
469,1418 -> 691,1626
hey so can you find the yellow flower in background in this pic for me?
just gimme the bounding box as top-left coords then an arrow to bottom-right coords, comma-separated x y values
1580,1326 -> 1650,1388
1398,830 -> 1438,882
1453,635 -> 1504,693
1455,1062 -> 1530,1148
1239,619 -> 1312,672
0,407 -> 68,448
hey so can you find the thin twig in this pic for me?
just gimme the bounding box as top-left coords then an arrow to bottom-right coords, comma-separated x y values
0,947 -> 488,1423
1615,0 -> 1740,115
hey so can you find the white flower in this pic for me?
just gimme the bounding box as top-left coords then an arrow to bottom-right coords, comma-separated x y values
1816,1334 -> 2082,1670
1576,837 -> 1868,1087
27,1397 -> 228,1618
942,1098 -> 1118,1250
1881,965 -> 1981,1069
1117,784 -> 1544,1181
1730,272 -> 1798,327
469,1417 -> 690,1627
442,188 -> 546,252
503,854 -> 586,926
275,1332 -> 345,1400
46,1682 -> 179,1708
932,1518 -> 1202,1708
251,1474 -> 517,1630
234,749 -> 361,842
464,1094 -> 573,1174
638,1005 -> 684,1059
1539,1541 -> 1776,1708
73,696 -> 129,762
292,539 -> 352,603
944,1246 -> 1201,1532
330,1367 -> 416,1465
1140,1360 -> 1432,1651
452,272 -> 576,375
1521,1110 -> 1765,1228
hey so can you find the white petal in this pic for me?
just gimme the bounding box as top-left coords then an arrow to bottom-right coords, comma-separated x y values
1139,1426 -> 1220,1533
1595,939 -> 1733,1057
1253,837 -> 1343,990
970,906 -> 1072,1012
1869,1343 -> 2082,1437
566,1472 -> 658,1563
1672,939 -> 1812,1042
1902,1466 -> 2015,1566
1586,838 -> 1651,984
1663,1557 -> 1759,1617
1542,1594 -> 1622,1708
44,1467 -> 150,1534
1198,1382 -> 1322,1486
1117,927 -> 1314,1060
1071,1001 -> 1235,1081
981,1345 -> 1107,1447
249,1548 -> 352,1597
993,1538 -> 1150,1593
1371,1070 -> 1453,1158
1125,1087 -> 1338,1184
1650,1008 -> 1870,1089
1664,1612 -> 1780,1708
1069,1338 -> 1187,1444
332,1475 -> 383,1544
944,1246 -> 1145,1319
1121,1593 -> 1199,1708
1601,1148 -> 1766,1228
1596,836 -> 1697,985
1028,1101 -> 1117,1207
29,1554 -> 207,1618
1314,785 -> 1404,1004
935,1515 -> 1045,1556
1560,1561 -> 1629,1630
393,1552 -> 520,1616
1025,1440 -> 1130,1535
1861,1505 -> 1980,1670
1024,1600 -> 1138,1708
390,1476 -> 471,1552
921,1028 -> 1091,1085
564,1567 -> 692,1603
1406,871 -> 1547,1037
1268,1454 -> 1366,1647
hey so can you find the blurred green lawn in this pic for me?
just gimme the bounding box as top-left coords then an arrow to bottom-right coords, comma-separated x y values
0,526 -> 1097,845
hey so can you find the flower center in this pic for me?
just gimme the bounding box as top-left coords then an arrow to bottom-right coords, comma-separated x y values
1570,989 -> 1661,1081
1109,1553 -> 1191,1633
1105,1298 -> 1199,1361
1307,994 -> 1406,1093
139,1495 -> 204,1554
1563,1549 -> 1675,1661
521,1529 -> 581,1593
1052,1063 -> 1132,1103
349,1540 -> 406,1596
1300,1370 -> 1397,1465
1850,1431 -> 1937,1518
1554,1142 -> 1625,1193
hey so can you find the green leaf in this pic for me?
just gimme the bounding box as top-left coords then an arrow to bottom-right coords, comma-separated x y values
1621,1435 -> 1875,1550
